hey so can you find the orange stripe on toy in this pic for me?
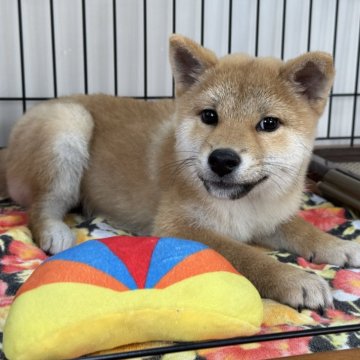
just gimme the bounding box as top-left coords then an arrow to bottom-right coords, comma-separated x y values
155,249 -> 238,289
16,260 -> 129,297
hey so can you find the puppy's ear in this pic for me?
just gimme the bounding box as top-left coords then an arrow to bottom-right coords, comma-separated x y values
169,34 -> 218,96
281,52 -> 335,113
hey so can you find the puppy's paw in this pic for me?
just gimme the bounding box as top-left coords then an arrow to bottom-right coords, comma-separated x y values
310,237 -> 360,268
38,220 -> 76,254
266,269 -> 333,311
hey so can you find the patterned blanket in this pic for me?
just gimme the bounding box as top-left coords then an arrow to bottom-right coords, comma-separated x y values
0,193 -> 360,359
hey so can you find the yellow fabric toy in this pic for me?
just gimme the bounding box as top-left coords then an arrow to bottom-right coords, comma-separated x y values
4,235 -> 263,360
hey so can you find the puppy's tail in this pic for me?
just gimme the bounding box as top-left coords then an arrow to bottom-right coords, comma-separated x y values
0,148 -> 8,198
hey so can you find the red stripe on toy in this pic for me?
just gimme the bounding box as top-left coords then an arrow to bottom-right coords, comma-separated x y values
155,249 -> 239,289
100,236 -> 159,289
16,259 -> 129,297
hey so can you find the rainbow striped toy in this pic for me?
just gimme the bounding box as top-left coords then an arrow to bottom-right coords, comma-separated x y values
4,235 -> 263,360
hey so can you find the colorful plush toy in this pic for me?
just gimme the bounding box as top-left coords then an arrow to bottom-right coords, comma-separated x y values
4,235 -> 263,360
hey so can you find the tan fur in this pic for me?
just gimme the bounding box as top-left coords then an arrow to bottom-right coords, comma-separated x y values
2,34 -> 359,310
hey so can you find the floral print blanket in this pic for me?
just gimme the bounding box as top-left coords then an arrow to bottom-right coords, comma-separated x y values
0,192 -> 360,359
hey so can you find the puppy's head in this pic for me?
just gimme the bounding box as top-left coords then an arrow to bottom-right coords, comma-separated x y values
169,34 -> 334,201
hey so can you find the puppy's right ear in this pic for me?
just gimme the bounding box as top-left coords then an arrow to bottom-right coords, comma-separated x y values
169,34 -> 218,96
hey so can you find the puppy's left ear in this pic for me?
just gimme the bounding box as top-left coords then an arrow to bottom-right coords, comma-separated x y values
169,34 -> 218,96
281,52 -> 335,113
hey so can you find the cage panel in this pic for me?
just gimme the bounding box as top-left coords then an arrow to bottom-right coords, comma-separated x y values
0,0 -> 358,147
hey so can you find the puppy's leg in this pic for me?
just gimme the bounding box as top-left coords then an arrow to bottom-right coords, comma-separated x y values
153,213 -> 332,311
257,215 -> 360,268
28,133 -> 89,254
6,102 -> 93,253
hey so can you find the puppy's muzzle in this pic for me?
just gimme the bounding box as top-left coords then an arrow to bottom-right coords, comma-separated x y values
208,148 -> 241,177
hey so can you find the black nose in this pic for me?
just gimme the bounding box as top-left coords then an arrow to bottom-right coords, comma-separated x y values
208,148 -> 241,177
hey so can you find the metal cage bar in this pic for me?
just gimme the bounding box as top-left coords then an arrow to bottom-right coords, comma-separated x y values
49,0 -> 57,98
326,0 -> 340,139
113,0 -> 118,96
143,0 -> 147,98
82,0 -> 88,94
17,0 -> 26,112
350,21 -> 360,147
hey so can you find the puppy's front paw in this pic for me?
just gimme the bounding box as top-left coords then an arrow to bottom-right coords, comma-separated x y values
311,237 -> 360,268
36,220 -> 76,254
264,268 -> 333,311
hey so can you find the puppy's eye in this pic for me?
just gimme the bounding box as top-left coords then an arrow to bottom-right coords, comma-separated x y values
200,109 -> 218,125
256,117 -> 280,132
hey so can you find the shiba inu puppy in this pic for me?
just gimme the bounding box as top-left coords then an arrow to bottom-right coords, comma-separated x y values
2,35 -> 360,311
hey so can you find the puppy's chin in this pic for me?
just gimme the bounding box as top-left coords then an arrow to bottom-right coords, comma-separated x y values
200,176 -> 268,200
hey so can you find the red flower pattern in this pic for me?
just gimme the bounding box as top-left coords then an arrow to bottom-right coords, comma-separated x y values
297,257 -> 327,270
200,326 -> 311,360
0,211 -> 28,233
0,280 -> 13,306
298,207 -> 347,232
333,270 -> 360,296
1,240 -> 47,274
311,308 -> 358,324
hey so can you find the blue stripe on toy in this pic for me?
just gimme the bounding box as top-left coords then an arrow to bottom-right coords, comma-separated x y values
49,240 -> 138,290
145,237 -> 208,288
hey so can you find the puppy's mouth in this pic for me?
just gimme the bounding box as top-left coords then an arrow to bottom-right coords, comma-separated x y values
200,176 -> 268,200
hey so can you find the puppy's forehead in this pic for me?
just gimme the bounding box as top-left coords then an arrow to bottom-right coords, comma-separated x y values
200,55 -> 286,114
217,54 -> 283,82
